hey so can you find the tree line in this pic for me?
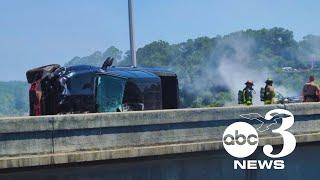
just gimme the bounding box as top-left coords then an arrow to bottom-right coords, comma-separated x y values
1,27 -> 320,116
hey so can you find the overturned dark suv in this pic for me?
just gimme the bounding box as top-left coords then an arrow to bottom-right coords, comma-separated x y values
26,58 -> 179,116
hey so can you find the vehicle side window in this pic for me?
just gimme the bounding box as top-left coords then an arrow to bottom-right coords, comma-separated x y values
68,74 -> 94,95
96,75 -> 126,112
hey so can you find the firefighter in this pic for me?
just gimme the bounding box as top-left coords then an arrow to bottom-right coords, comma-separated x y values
243,80 -> 255,106
263,78 -> 276,105
302,76 -> 320,102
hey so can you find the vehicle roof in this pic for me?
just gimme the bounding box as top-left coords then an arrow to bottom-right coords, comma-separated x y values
112,67 -> 177,77
65,65 -> 102,73
106,68 -> 159,79
64,65 -> 175,79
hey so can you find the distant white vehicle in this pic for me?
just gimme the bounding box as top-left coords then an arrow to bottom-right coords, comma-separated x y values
282,67 -> 298,72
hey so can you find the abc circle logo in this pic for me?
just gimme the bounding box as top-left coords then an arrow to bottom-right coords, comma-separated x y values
222,109 -> 296,159
223,122 -> 259,158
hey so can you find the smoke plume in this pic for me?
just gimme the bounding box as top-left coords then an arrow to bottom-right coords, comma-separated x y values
203,33 -> 295,105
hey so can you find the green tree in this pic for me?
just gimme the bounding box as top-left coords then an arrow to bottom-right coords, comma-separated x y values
65,46 -> 122,67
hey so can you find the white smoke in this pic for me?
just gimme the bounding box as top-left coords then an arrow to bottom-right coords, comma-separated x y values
210,36 -> 267,105
212,34 -> 295,105
174,33 -> 299,107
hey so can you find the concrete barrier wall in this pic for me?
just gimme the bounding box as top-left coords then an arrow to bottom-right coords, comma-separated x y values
2,143 -> 320,180
0,103 -> 320,168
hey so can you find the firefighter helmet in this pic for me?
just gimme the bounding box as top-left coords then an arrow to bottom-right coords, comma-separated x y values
245,80 -> 254,86
265,78 -> 273,83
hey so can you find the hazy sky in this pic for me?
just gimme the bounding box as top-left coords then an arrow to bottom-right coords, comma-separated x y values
1,0 -> 320,81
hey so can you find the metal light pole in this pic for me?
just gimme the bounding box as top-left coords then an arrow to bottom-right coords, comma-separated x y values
128,0 -> 137,67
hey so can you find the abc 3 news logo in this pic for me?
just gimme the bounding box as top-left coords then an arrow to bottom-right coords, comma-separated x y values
222,109 -> 296,169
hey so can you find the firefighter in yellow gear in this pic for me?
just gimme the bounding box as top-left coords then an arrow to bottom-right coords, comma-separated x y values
263,78 -> 276,105
302,76 -> 320,102
243,80 -> 255,106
